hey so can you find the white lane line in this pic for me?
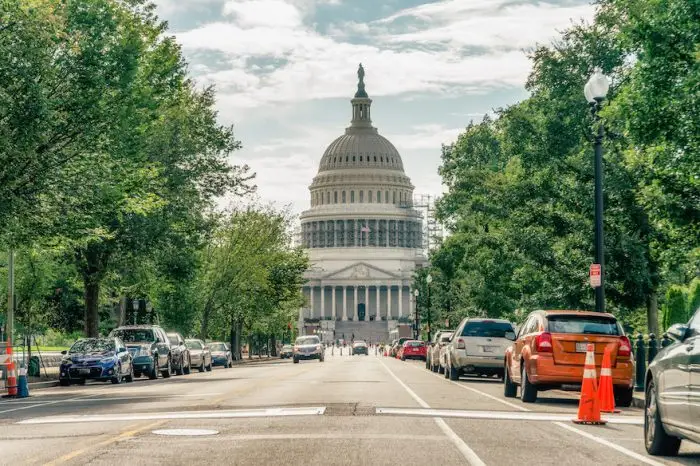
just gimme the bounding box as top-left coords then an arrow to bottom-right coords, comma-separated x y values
378,358 -> 486,466
0,393 -> 224,405
217,433 -> 449,441
554,422 -> 665,466
375,407 -> 643,425
18,406 -> 327,424
0,394 -> 102,415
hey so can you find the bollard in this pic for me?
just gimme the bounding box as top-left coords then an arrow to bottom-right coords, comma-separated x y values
17,366 -> 29,398
661,334 -> 673,348
648,333 -> 658,362
635,334 -> 646,391
6,362 -> 17,397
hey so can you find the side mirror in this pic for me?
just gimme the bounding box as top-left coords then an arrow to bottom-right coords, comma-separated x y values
505,331 -> 516,341
61,350 -> 67,355
666,323 -> 689,342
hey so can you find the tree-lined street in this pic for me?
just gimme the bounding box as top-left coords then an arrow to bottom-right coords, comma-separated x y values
1,352 -> 698,465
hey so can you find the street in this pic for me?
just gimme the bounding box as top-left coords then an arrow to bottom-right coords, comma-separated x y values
1,350 -> 698,466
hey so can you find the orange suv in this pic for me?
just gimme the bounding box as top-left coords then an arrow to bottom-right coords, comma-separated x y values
504,310 -> 634,406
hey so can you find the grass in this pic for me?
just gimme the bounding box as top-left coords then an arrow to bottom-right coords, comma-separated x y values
32,346 -> 70,352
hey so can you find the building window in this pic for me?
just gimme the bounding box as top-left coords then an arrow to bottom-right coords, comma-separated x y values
326,192 -> 330,204
360,156 -> 363,162
353,156 -> 356,162
360,191 -> 364,203
374,156 -> 377,162
385,191 -> 389,203
334,191 -> 338,204
351,190 -> 355,203
368,190 -> 373,203
342,191 -> 346,203
377,191 -> 381,203
393,191 -> 396,204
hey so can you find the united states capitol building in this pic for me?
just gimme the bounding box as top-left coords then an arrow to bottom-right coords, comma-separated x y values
298,65 -> 427,344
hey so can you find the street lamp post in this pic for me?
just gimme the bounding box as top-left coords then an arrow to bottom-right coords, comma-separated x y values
426,274 -> 433,341
413,289 -> 420,340
584,67 -> 610,313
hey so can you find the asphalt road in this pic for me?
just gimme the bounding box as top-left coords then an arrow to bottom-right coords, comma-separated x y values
1,349 -> 698,466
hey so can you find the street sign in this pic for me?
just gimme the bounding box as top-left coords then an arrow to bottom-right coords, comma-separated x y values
590,264 -> 601,288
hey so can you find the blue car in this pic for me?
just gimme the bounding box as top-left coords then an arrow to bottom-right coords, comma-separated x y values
209,342 -> 233,368
59,338 -> 134,386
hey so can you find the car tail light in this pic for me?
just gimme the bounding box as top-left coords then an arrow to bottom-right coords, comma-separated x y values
535,332 -> 553,353
618,336 -> 631,358
316,345 -> 321,350
293,346 -> 299,352
457,338 -> 465,350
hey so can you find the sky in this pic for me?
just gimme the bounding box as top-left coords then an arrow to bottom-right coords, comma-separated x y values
152,0 -> 595,214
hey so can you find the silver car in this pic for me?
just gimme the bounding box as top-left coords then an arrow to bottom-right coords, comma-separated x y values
444,318 -> 515,381
293,335 -> 324,363
426,330 -> 453,372
185,339 -> 212,372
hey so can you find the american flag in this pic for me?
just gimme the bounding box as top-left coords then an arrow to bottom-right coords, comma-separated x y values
361,225 -> 370,233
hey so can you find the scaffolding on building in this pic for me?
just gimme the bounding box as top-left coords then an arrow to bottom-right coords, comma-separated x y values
409,194 -> 444,255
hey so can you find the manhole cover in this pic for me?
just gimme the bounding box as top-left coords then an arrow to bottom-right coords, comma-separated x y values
152,429 -> 219,436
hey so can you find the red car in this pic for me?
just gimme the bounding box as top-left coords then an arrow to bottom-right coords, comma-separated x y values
399,340 -> 427,361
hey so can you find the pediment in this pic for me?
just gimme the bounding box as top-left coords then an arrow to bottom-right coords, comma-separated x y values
323,262 -> 398,280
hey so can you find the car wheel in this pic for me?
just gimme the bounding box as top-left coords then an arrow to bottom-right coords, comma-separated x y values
134,371 -> 142,378
645,379 -> 681,456
59,379 -> 70,386
438,364 -> 445,375
614,386 -> 633,408
162,357 -> 172,378
503,366 -> 517,398
199,359 -> 206,372
227,357 -> 233,368
125,363 -> 134,383
111,364 -> 123,384
149,357 -> 159,380
175,357 -> 184,376
520,363 -> 537,403
183,357 -> 191,375
443,363 -> 450,378
206,361 -> 212,372
449,363 -> 460,381
293,357 -> 299,364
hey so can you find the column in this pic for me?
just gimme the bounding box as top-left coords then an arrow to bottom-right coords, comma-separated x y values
376,285 -> 381,320
331,285 -> 337,320
388,285 -> 392,319
365,286 -> 369,317
320,285 -> 325,319
353,286 -> 358,320
343,286 -> 348,320
398,285 -> 403,318
308,286 -> 314,318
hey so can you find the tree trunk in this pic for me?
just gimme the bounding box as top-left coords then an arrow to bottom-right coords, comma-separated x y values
270,334 -> 277,357
647,293 -> 659,336
84,276 -> 100,337
200,301 -> 212,340
118,296 -> 126,327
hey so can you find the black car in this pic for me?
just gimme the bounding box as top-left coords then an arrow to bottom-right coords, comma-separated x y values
167,332 -> 191,375
59,338 -> 133,385
109,325 -> 172,379
352,341 -> 368,355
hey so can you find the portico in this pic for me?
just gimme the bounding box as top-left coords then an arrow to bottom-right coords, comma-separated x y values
303,282 -> 408,321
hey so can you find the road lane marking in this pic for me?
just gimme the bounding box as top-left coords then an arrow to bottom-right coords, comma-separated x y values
0,394 -> 102,415
378,359 -> 486,466
210,433 -> 449,441
44,420 -> 165,466
375,407 -> 643,425
0,393 -> 224,405
19,406 -> 327,424
554,422 -> 665,466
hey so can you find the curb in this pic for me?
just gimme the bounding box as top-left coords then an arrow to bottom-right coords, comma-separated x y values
632,394 -> 645,409
28,380 -> 59,390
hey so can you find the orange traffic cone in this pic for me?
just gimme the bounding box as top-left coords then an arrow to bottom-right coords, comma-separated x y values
573,343 -> 605,425
597,345 -> 619,413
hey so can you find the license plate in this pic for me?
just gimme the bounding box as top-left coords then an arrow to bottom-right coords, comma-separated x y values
481,346 -> 495,353
576,342 -> 590,353
142,365 -> 149,370
78,368 -> 90,375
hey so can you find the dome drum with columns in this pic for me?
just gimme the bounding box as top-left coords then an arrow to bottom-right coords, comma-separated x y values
299,65 -> 426,342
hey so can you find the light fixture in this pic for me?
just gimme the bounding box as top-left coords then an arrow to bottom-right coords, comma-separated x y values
584,67 -> 610,103
426,274 -> 433,284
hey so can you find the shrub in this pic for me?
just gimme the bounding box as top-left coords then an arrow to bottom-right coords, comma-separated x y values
662,286 -> 688,330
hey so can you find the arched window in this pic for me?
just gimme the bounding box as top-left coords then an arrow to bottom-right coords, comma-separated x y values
326,192 -> 330,204
374,156 -> 377,162
360,156 -> 363,162
346,156 -> 349,162
334,191 -> 338,204
350,191 -> 355,203
342,191 -> 346,203
360,191 -> 364,203
368,190 -> 373,203
353,156 -> 356,162
377,191 -> 381,203
393,191 -> 396,204
385,191 -> 389,203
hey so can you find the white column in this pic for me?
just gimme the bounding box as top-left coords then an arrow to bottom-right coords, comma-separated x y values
388,286 -> 392,319
308,286 -> 314,318
398,285 -> 403,318
365,286 -> 369,317
331,286 -> 337,320
320,285 -> 325,319
376,285 -> 381,320
343,286 -> 348,321
353,286 -> 358,320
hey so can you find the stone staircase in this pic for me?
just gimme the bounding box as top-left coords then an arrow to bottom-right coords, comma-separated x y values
334,320 -> 390,345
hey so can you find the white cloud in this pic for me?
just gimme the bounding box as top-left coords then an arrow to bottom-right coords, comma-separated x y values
223,0 -> 303,28
386,124 -> 463,151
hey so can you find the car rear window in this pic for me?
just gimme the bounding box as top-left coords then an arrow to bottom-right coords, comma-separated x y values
461,321 -> 513,338
111,329 -> 155,343
167,335 -> 179,345
407,341 -> 424,347
295,337 -> 319,345
547,315 -> 620,335
185,340 -> 202,349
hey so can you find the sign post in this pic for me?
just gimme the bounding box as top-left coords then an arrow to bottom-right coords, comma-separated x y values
590,264 -> 601,288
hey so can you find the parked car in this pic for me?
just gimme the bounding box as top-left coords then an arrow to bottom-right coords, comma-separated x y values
504,310 -> 634,405
391,337 -> 410,358
399,340 -> 427,361
166,332 -> 191,375
352,340 -> 368,355
445,318 -> 515,381
209,342 -> 233,368
427,330 -> 454,372
59,337 -> 133,385
185,339 -> 212,372
109,325 -> 172,379
280,344 -> 294,359
644,307 -> 700,456
293,335 -> 324,363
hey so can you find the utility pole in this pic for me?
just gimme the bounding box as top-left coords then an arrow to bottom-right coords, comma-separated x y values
6,250 -> 14,347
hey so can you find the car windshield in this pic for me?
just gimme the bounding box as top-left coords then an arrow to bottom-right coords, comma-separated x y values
111,329 -> 155,343
167,335 -> 179,345
70,339 -> 114,353
185,340 -> 202,349
548,315 -> 620,335
296,337 -> 319,345
461,321 -> 514,338
210,343 -> 227,352
440,333 -> 453,342
353,342 -> 366,347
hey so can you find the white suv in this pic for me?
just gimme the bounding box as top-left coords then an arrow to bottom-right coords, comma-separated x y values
444,318 -> 515,381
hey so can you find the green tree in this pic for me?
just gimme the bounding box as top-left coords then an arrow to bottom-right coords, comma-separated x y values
662,286 -> 688,330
